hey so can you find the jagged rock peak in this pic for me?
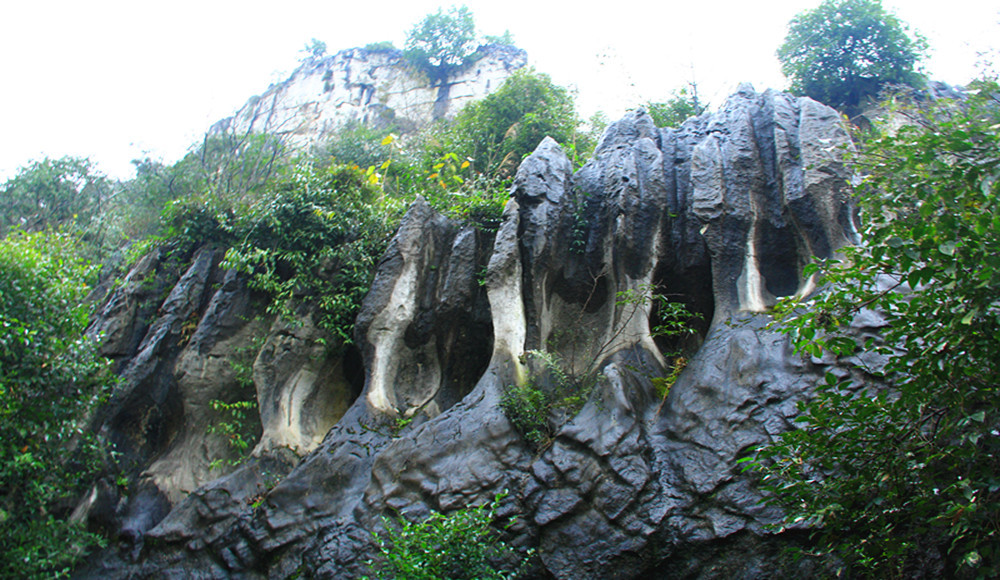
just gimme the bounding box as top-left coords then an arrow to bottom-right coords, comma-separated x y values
210,44 -> 527,149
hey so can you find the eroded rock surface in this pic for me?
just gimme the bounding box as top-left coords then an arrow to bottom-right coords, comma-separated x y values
80,87 -> 857,579
211,44 -> 528,149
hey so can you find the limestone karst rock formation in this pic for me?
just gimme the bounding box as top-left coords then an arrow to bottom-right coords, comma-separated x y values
78,85 -> 860,579
210,44 -> 528,150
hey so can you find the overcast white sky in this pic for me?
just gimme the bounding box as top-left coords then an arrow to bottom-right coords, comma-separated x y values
1,0 -> 996,180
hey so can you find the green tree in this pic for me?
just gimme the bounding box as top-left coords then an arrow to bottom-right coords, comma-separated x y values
777,0 -> 928,113
751,83 -> 1000,577
0,157 -> 111,238
106,156 -> 201,241
439,68 -> 579,178
645,86 -> 706,128
0,230 -> 112,577
404,5 -> 478,83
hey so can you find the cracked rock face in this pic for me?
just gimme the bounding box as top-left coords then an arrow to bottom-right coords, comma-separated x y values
211,44 -> 528,150
81,87 -> 856,579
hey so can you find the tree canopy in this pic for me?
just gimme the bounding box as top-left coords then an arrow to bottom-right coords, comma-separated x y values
404,5 -> 478,83
438,68 -> 579,178
777,0 -> 927,113
0,157 -> 110,238
752,82 -> 1000,577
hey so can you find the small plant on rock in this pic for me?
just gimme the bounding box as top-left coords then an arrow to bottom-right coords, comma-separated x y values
500,378 -> 552,449
207,399 -> 259,470
368,492 -> 530,579
501,286 -> 701,448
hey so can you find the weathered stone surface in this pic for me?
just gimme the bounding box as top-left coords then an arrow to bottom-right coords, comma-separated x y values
87,247 -> 170,362
212,44 -> 527,149
81,87 -> 857,579
253,304 -> 359,455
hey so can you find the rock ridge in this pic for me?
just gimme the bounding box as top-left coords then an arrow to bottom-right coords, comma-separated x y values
80,86 -> 858,579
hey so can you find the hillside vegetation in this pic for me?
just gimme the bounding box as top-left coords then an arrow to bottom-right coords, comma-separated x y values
1,2 -> 998,578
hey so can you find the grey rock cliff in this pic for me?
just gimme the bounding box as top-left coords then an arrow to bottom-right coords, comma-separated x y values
211,44 -> 527,149
80,87 -> 857,579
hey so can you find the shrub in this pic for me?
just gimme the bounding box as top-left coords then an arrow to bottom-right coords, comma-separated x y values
437,69 -> 579,179
207,399 -> 260,470
645,86 -> 706,128
0,157 -> 111,238
0,230 -> 113,577
501,288 -> 701,448
221,163 -> 399,344
500,379 -> 553,449
364,41 -> 397,53
369,493 -> 529,579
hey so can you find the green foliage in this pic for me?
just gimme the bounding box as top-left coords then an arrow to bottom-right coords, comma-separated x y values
150,157 -> 397,348
622,287 -> 701,406
751,82 -> 1000,577
0,230 -> 112,577
500,373 -> 557,449
652,357 -> 686,402
108,157 -> 202,242
645,86 -> 706,129
158,193 -> 236,254
648,294 -> 703,347
500,348 -> 599,450
318,122 -> 510,231
500,348 -> 601,450
0,156 -> 112,245
404,5 -> 478,83
364,41 -> 397,53
369,492 -> 529,579
501,289 -> 701,449
439,68 -> 580,179
321,123 -> 402,175
483,30 -> 514,46
314,119 -> 504,230
321,128 -> 427,202
420,152 -> 509,231
221,163 -> 398,343
208,334 -> 266,469
310,67 -> 584,232
777,0 -> 928,113
303,38 -> 327,59
112,131 -> 290,259
207,399 -> 259,470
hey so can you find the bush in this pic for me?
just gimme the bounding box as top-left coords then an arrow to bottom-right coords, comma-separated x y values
0,157 -> 111,238
369,493 -> 529,579
500,379 -> 554,449
436,69 -> 579,179
645,86 -> 706,128
221,163 -> 400,344
0,230 -> 112,577
501,289 -> 701,449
